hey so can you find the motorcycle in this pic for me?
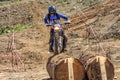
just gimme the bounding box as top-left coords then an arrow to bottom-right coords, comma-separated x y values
47,21 -> 69,54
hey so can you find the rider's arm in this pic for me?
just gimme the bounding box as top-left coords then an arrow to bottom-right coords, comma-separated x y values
44,14 -> 49,26
57,13 -> 70,23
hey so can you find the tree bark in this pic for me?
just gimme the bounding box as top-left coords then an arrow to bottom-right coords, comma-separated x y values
78,53 -> 114,80
47,54 -> 87,80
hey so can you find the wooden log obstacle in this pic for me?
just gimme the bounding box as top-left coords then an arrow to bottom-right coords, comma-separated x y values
79,53 -> 115,80
47,54 -> 87,80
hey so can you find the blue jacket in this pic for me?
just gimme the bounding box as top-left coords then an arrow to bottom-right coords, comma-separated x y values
44,13 -> 69,26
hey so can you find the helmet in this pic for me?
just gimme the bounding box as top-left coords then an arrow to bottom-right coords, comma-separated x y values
48,6 -> 56,13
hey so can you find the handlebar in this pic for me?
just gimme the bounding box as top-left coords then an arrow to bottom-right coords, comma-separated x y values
46,24 -> 52,27
46,22 -> 70,27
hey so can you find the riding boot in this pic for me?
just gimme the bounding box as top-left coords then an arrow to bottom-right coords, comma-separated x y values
49,36 -> 54,52
63,35 -> 67,51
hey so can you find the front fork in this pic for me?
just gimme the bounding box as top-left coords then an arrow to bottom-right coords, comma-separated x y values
53,32 -> 63,53
59,36 -> 63,48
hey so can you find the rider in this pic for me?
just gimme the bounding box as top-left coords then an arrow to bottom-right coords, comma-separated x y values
44,5 -> 70,52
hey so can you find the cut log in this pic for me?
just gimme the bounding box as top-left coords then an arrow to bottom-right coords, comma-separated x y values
79,53 -> 115,80
47,54 -> 86,80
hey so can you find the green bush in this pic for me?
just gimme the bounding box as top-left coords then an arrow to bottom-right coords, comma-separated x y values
0,25 -> 32,35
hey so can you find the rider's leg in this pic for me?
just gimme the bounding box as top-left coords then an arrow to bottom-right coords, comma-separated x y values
49,29 -> 54,52
60,29 -> 67,51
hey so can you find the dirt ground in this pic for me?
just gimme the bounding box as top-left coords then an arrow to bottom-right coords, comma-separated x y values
0,0 -> 120,80
0,27 -> 120,80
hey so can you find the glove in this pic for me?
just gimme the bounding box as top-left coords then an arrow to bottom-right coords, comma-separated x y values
66,20 -> 71,23
65,20 -> 71,24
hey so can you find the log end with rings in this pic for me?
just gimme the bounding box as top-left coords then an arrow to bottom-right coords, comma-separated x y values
47,54 -> 86,80
78,53 -> 115,80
